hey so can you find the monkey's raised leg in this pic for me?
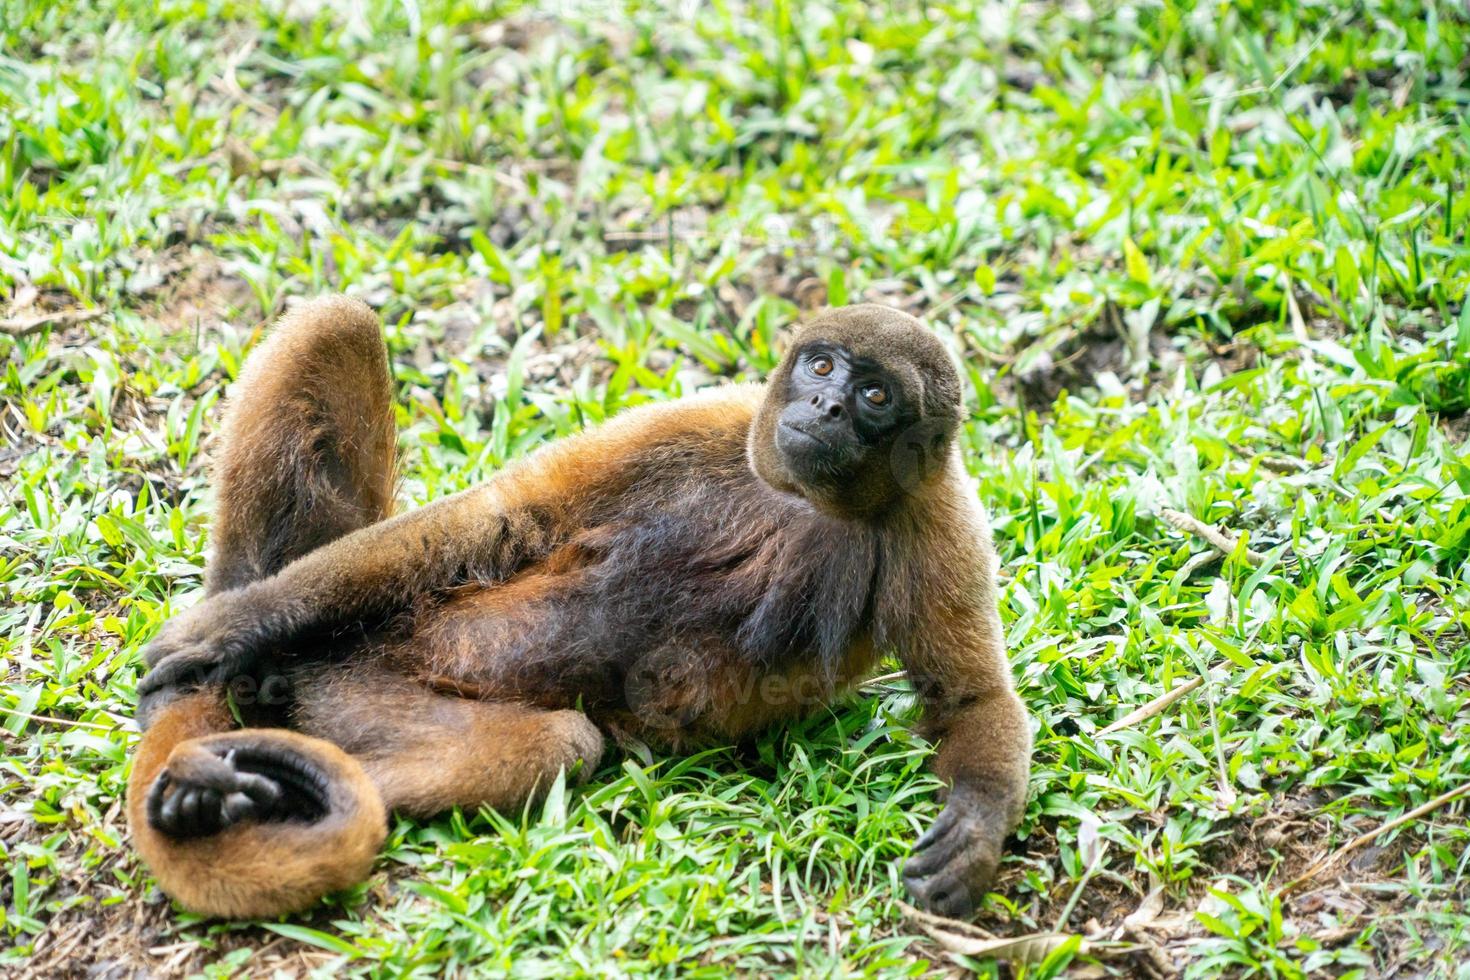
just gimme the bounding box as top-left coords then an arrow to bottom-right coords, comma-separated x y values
205,294 -> 396,595
137,292 -> 397,730
129,296 -> 397,917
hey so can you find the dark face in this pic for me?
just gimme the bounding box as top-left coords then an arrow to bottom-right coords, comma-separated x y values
773,343 -> 913,487
749,304 -> 964,518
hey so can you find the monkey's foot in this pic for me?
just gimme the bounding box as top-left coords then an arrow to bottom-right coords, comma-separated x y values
146,738 -> 330,839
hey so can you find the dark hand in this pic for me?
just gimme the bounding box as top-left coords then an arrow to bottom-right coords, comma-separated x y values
903,788 -> 1005,918
136,587 -> 276,724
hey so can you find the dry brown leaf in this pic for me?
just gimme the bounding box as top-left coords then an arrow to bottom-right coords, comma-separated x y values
900,902 -> 1087,964
1122,886 -> 1165,932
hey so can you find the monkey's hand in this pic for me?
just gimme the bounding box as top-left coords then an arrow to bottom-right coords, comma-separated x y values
136,587 -> 282,722
902,787 -> 1005,918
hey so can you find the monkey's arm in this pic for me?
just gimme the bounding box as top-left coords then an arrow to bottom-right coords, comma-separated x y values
138,472 -> 573,710
136,389 -> 756,716
895,584 -> 1031,917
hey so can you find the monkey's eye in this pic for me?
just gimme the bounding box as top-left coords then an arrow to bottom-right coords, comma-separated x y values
861,383 -> 889,406
810,355 -> 834,377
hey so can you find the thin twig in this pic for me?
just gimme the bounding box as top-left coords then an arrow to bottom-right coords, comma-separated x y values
214,37 -> 276,117
1177,550 -> 1219,579
925,284 -> 971,319
1,708 -> 117,732
1160,508 -> 1268,566
0,308 -> 105,337
964,342 -> 1014,366
858,669 -> 908,693
430,158 -> 534,194
603,229 -> 689,244
1284,280 -> 1320,375
898,901 -> 999,941
1254,453 -> 1316,474
1281,781 -> 1470,896
602,228 -> 768,249
1097,676 -> 1204,736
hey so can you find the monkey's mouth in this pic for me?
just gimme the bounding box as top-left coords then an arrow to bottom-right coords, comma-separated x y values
775,421 -> 862,487
777,420 -> 834,451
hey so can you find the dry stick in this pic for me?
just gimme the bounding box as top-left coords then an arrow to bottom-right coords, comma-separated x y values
1160,507 -> 1268,567
1280,781 -> 1470,897
0,308 -> 105,337
1225,440 -> 1317,474
1097,676 -> 1204,736
601,228 -> 771,250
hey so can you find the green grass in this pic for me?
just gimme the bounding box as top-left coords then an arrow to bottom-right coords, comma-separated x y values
2,0 -> 1469,975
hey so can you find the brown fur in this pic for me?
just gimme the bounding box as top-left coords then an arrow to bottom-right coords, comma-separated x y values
291,663 -> 604,816
129,297 -> 1030,920
207,295 -> 396,594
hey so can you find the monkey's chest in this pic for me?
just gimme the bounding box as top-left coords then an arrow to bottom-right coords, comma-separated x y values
611,632 -> 883,743
410,535 -> 880,739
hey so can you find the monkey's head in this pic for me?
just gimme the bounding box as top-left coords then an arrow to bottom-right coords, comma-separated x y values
749,304 -> 964,518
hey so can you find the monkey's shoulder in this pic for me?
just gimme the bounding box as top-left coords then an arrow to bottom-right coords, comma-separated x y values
603,382 -> 765,463
510,383 -> 765,488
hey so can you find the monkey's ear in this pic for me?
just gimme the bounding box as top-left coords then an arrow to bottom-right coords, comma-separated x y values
793,277 -> 828,312
773,314 -> 809,361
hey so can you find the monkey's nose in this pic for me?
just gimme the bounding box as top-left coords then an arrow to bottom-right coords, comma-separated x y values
808,394 -> 844,418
